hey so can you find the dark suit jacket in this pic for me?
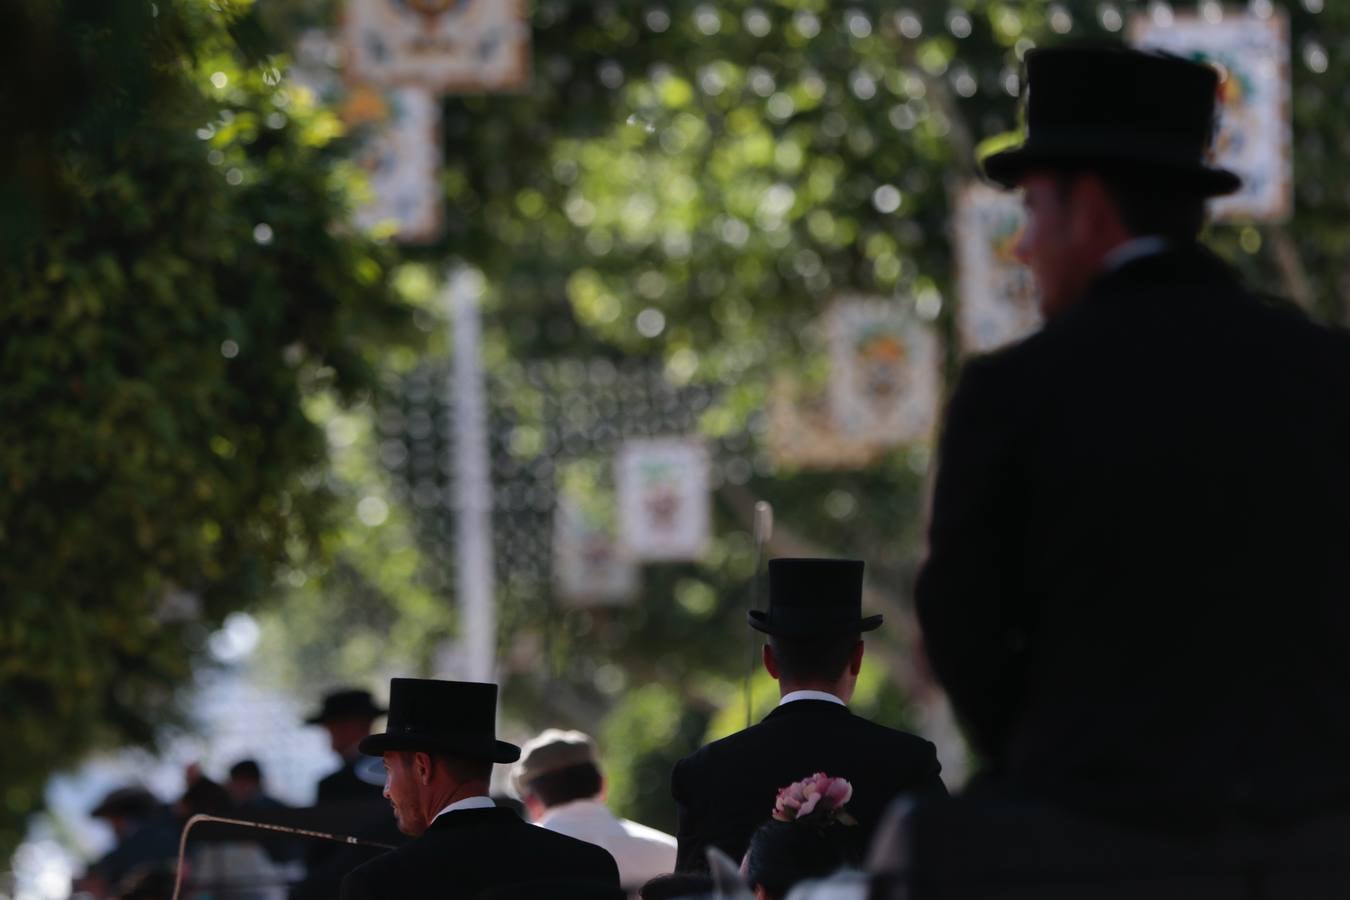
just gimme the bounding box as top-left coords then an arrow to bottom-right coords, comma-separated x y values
318,759 -> 384,806
916,245 -> 1350,827
671,699 -> 946,871
339,807 -> 619,900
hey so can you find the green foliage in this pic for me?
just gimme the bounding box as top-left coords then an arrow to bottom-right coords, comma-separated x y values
600,683 -> 711,834
0,0 -> 412,863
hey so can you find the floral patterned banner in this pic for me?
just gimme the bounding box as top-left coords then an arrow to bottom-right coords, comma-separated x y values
349,85 -> 444,242
954,183 -> 1041,355
344,0 -> 531,93
825,296 -> 941,447
1129,9 -> 1292,222
615,438 -> 710,562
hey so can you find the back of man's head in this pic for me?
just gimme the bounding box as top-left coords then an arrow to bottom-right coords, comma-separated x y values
768,632 -> 861,685
513,729 -> 603,810
1071,167 -> 1208,244
522,762 -> 603,808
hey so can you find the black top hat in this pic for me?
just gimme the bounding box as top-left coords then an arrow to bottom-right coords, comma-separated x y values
982,46 -> 1241,196
748,558 -> 882,636
359,678 -> 521,764
304,688 -> 387,725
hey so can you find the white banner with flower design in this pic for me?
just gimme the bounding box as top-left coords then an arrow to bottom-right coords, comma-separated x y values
343,0 -> 531,93
1129,9 -> 1292,222
825,296 -> 941,447
615,437 -> 710,562
349,85 -> 444,242
955,183 -> 1041,355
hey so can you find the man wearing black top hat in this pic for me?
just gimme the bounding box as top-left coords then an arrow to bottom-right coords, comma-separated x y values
338,678 -> 620,900
670,558 -> 945,872
893,46 -> 1350,894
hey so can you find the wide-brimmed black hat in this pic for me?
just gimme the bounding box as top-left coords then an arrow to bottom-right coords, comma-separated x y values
982,46 -> 1241,196
304,688 -> 387,725
90,786 -> 159,820
748,558 -> 881,636
359,678 -> 521,764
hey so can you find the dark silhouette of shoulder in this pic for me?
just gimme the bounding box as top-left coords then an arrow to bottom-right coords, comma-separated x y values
340,807 -> 618,900
672,700 -> 944,871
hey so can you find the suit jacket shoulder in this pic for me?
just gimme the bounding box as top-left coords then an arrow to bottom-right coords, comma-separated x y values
340,808 -> 618,900
673,701 -> 944,871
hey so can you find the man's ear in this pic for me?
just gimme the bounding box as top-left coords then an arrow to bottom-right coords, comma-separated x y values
414,751 -> 435,785
849,640 -> 865,676
762,642 -> 780,680
1071,173 -> 1118,242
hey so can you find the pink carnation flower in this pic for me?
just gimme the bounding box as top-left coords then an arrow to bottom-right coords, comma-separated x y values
771,773 -> 854,822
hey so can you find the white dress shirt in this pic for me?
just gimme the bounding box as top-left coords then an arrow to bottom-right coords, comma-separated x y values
431,794 -> 495,825
536,799 -> 676,890
778,690 -> 847,708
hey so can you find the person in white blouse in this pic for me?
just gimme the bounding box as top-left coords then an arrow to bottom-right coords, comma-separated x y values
514,729 -> 676,896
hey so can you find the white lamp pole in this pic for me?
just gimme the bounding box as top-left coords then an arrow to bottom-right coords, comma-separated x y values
445,267 -> 497,684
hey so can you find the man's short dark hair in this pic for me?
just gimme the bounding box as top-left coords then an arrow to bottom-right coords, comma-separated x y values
228,759 -> 262,783
522,762 -> 603,807
439,753 -> 494,783
768,633 -> 860,683
1058,167 -> 1207,243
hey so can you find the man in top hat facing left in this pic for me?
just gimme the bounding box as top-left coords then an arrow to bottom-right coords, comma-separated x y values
339,678 -> 621,900
670,558 -> 946,872
906,45 -> 1350,883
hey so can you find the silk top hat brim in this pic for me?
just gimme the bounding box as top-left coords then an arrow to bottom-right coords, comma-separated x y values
358,678 -> 521,764
748,608 -> 883,636
982,46 -> 1241,197
359,731 -> 521,764
982,139 -> 1241,197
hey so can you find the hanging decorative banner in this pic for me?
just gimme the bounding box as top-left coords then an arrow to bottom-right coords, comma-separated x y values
825,297 -> 941,447
350,85 -> 444,243
1129,9 -> 1292,222
343,0 -> 531,93
954,183 -> 1041,355
766,376 -> 881,471
615,438 -> 710,562
552,460 -> 637,607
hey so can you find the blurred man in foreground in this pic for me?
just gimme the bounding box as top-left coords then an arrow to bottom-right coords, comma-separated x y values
339,678 -> 620,899
894,46 -> 1350,896
514,729 -> 675,894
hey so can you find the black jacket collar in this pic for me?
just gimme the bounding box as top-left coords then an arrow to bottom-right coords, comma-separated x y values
1090,242 -> 1242,299
426,806 -> 519,834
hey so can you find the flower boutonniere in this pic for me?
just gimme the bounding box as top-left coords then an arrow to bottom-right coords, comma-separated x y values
771,773 -> 857,826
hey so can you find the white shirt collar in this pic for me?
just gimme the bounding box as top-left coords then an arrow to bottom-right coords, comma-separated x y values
432,795 -> 495,824
1103,236 -> 1170,273
778,690 -> 846,708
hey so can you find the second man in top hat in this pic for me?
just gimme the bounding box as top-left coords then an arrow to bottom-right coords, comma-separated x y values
339,677 -> 621,900
670,558 -> 946,871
